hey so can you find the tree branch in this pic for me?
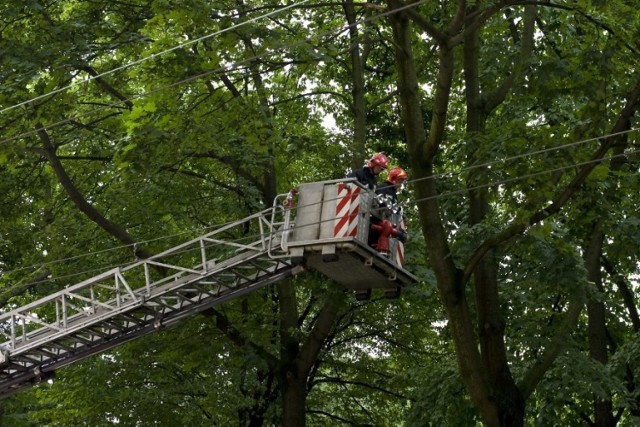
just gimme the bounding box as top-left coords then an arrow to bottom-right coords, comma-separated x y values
518,289 -> 585,398
463,77 -> 640,285
78,64 -> 134,110
297,300 -> 338,378
482,5 -> 536,114
34,123 -> 151,259
602,258 -> 640,332
209,308 -> 279,369
0,270 -> 51,307
387,0 -> 448,45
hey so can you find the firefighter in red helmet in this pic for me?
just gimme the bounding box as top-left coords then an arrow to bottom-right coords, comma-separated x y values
376,167 -> 408,204
369,166 -> 409,251
347,152 -> 388,190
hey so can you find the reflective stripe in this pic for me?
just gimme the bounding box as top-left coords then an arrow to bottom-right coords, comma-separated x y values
396,218 -> 405,266
335,184 -> 360,237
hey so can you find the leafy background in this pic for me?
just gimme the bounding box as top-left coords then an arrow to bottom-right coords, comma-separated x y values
0,0 -> 639,425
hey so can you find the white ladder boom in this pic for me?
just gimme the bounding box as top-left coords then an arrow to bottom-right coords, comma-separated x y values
0,180 -> 420,399
0,207 -> 298,398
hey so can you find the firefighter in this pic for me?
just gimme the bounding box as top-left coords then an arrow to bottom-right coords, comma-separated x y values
369,167 -> 409,252
347,152 -> 388,190
376,167 -> 408,204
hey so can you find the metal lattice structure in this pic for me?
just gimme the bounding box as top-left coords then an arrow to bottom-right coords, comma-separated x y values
0,207 -> 298,398
0,180 -> 419,398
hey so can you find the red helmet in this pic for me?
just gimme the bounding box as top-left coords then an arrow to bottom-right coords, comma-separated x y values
387,167 -> 408,184
367,153 -> 388,169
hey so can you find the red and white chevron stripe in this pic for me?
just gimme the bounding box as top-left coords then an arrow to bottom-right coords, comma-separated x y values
396,218 -> 405,266
396,240 -> 405,266
334,183 -> 360,237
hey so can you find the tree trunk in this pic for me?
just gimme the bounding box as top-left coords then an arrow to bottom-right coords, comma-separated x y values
388,9 -> 502,425
282,365 -> 307,427
584,137 -> 632,426
343,0 -> 368,167
584,222 -> 616,427
278,275 -> 339,426
463,4 -> 526,424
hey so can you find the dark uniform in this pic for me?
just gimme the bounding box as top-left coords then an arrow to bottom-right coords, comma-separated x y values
373,180 -> 407,244
347,166 -> 378,190
375,180 -> 398,204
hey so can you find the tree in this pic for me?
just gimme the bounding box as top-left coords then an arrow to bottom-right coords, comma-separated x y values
1,0 -> 640,425
387,0 -> 640,424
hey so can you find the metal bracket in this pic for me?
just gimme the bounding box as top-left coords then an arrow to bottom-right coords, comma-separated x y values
321,244 -> 338,262
153,311 -> 163,330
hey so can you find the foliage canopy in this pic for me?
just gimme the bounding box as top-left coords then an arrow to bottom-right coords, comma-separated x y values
0,0 -> 639,425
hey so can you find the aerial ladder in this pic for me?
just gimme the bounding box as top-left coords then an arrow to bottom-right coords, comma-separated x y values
0,179 -> 418,398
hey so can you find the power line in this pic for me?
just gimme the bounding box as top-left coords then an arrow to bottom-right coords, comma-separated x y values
3,230 -> 269,288
0,214 -> 260,276
5,126 -> 629,270
3,125 -> 637,278
404,128 -> 640,187
0,0 -> 312,116
0,0 -> 635,181
1,1 -> 637,280
408,145 -> 640,206
4,141 -> 638,283
0,0 -> 430,147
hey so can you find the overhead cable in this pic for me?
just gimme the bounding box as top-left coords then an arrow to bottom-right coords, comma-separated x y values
0,0 -> 313,116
